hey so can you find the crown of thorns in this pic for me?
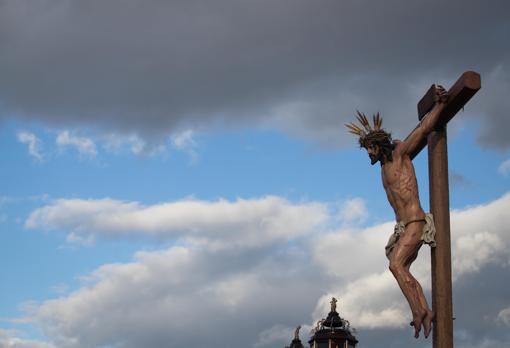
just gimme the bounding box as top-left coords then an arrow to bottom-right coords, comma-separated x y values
345,111 -> 391,147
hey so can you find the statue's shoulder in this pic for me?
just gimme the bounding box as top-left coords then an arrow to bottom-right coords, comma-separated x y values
392,139 -> 403,152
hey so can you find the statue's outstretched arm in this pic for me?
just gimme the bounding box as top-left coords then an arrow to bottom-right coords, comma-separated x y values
400,86 -> 448,156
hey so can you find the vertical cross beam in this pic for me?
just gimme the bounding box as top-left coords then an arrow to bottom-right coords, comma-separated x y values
428,127 -> 453,348
415,71 -> 481,348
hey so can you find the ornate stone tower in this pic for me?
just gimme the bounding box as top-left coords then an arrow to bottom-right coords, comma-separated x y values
308,298 -> 358,348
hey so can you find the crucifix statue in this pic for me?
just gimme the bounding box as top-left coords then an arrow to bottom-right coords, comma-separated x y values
346,71 -> 480,346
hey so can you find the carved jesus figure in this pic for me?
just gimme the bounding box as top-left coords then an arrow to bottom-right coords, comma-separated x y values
346,86 -> 448,339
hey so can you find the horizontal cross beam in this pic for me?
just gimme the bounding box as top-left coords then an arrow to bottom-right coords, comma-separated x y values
408,71 -> 481,160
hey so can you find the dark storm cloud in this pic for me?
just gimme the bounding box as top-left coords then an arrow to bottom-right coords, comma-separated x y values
0,0 -> 509,146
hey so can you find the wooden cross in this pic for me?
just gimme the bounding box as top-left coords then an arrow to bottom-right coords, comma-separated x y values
406,71 -> 481,348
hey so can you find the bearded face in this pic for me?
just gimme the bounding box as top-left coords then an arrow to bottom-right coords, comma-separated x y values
366,142 -> 382,165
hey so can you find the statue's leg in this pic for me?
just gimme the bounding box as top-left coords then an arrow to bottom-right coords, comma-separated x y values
389,222 -> 431,338
409,266 -> 434,338
404,225 -> 434,338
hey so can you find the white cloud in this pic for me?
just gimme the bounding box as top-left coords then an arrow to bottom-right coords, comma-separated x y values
452,231 -> 504,275
17,131 -> 43,161
56,131 -> 97,158
311,192 -> 510,331
29,246 -> 324,348
171,129 -> 198,163
26,196 -> 328,249
65,231 -> 95,246
101,133 -> 167,156
451,193 -> 510,276
0,329 -> 55,348
254,325 -> 294,348
455,337 -> 510,348
336,198 -> 368,225
313,272 -> 407,329
312,222 -> 392,279
19,192 -> 510,347
171,129 -> 195,150
498,158 -> 510,175
102,133 -> 146,155
497,306 -> 510,327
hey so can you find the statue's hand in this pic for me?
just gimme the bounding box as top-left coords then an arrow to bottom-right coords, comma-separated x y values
435,85 -> 449,104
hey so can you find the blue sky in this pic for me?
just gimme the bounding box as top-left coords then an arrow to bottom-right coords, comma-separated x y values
1,1 -> 510,347
2,118 -> 510,347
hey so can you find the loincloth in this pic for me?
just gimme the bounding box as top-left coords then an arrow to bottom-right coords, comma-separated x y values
385,213 -> 436,259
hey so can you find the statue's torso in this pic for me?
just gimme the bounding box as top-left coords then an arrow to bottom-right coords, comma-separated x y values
381,146 -> 425,223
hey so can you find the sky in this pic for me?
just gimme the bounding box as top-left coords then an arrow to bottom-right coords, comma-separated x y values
1,1 -> 510,347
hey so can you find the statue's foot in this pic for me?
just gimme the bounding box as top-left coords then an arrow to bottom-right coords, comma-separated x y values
423,310 -> 435,338
410,310 -> 428,339
409,319 -> 422,339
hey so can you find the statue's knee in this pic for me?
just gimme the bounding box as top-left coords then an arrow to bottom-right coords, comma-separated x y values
389,262 -> 402,275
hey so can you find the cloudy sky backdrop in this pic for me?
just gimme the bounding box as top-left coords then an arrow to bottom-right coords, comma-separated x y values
1,1 -> 510,347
